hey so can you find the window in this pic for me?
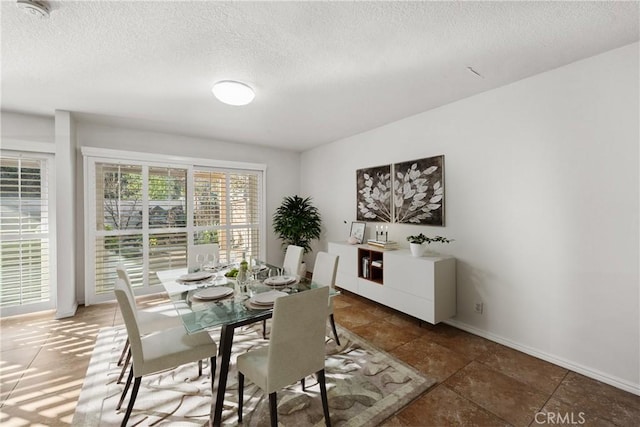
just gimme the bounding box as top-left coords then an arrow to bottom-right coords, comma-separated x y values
85,150 -> 264,304
193,169 -> 261,263
0,152 -> 56,315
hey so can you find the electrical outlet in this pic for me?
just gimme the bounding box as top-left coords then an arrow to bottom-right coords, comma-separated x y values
475,302 -> 484,314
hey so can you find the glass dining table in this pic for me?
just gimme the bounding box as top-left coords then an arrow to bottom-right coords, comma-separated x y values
156,262 -> 336,426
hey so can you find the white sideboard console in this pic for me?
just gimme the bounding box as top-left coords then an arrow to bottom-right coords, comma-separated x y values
327,241 -> 456,324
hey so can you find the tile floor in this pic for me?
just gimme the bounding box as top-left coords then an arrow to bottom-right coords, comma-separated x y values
1,290 -> 638,426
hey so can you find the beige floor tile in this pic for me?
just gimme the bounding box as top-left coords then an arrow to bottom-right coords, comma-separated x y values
552,372 -> 640,426
395,384 -> 510,427
350,318 -> 422,352
423,323 -> 500,360
446,361 -> 549,426
391,337 -> 470,382
533,396 -> 616,426
477,344 -> 568,395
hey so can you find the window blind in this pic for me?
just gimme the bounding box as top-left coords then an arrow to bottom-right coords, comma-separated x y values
193,169 -> 261,264
0,155 -> 52,310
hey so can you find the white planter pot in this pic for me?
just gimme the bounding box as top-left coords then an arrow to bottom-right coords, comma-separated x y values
409,242 -> 426,257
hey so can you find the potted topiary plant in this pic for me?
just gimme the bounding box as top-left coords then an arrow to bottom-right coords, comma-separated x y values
273,195 -> 322,274
406,233 -> 454,257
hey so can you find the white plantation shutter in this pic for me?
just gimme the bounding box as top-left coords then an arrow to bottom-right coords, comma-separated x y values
0,153 -> 55,314
193,169 -> 261,264
86,150 -> 263,304
228,171 -> 260,262
148,232 -> 187,286
94,163 -> 144,295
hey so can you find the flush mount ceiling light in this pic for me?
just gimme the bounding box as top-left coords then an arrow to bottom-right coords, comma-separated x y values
211,80 -> 255,106
16,0 -> 50,18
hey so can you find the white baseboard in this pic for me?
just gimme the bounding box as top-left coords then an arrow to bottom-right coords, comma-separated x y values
56,302 -> 78,319
444,318 -> 640,396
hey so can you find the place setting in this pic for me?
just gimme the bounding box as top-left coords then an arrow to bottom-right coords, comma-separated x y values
190,286 -> 234,301
263,274 -> 296,287
245,289 -> 288,310
177,271 -> 214,284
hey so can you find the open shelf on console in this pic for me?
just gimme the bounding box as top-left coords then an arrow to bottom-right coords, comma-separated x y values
358,247 -> 383,284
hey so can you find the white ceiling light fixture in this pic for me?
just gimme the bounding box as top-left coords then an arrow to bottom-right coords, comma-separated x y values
16,0 -> 50,19
212,80 -> 255,106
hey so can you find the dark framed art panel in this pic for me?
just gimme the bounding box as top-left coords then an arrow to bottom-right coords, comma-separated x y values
356,164 -> 392,222
393,155 -> 444,225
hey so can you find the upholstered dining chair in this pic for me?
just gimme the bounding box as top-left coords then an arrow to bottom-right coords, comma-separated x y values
115,264 -> 184,383
187,243 -> 220,272
282,244 -> 304,277
237,286 -> 331,427
312,251 -> 341,346
113,278 -> 218,427
261,244 -> 305,338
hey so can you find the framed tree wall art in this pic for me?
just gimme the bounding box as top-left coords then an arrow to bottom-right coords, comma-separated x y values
393,155 -> 445,225
356,165 -> 392,222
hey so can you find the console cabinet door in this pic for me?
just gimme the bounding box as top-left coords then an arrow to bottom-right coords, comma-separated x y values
383,250 -> 456,324
383,251 -> 435,299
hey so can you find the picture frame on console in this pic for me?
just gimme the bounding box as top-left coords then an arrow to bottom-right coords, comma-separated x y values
349,221 -> 366,244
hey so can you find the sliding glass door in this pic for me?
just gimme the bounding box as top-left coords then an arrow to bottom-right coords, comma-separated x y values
85,153 -> 263,304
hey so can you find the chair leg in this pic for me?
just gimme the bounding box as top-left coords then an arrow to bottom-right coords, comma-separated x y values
317,369 -> 331,427
269,392 -> 278,427
238,372 -> 244,422
117,338 -> 129,366
117,369 -> 133,410
198,359 -> 203,377
117,349 -> 131,384
329,314 -> 340,346
121,377 -> 141,427
210,357 -> 216,394
301,376 -> 306,391
262,319 -> 267,339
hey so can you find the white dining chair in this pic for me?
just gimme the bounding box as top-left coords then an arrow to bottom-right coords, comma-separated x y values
113,278 -> 218,427
115,264 -> 184,383
312,251 -> 341,346
237,286 -> 331,427
260,244 -> 305,338
187,243 -> 220,271
282,244 -> 304,277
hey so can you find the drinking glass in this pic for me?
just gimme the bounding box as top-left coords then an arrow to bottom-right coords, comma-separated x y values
195,253 -> 206,272
269,267 -> 282,278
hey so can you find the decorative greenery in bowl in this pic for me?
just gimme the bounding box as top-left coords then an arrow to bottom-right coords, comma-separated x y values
406,233 -> 454,244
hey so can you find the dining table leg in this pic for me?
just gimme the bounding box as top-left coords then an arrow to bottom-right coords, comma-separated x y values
213,324 -> 235,427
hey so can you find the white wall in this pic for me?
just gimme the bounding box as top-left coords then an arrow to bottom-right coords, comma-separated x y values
301,43 -> 639,393
1,111 -> 55,144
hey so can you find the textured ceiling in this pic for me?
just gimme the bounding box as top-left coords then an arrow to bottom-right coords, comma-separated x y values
2,1 -> 638,151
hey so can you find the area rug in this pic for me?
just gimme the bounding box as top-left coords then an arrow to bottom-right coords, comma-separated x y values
73,323 -> 436,426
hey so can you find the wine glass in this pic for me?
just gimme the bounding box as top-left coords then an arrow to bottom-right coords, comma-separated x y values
195,253 -> 206,272
210,254 -> 222,282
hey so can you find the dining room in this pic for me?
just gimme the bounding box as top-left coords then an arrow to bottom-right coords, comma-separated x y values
1,1 -> 639,426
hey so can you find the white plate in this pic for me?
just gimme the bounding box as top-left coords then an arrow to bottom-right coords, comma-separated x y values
192,287 -> 233,300
244,300 -> 273,310
179,271 -> 213,282
251,290 -> 288,305
263,275 -> 296,286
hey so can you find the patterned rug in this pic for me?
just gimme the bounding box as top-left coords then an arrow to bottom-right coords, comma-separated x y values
73,323 -> 436,426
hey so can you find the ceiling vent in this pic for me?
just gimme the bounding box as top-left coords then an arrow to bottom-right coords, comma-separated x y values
16,0 -> 50,19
